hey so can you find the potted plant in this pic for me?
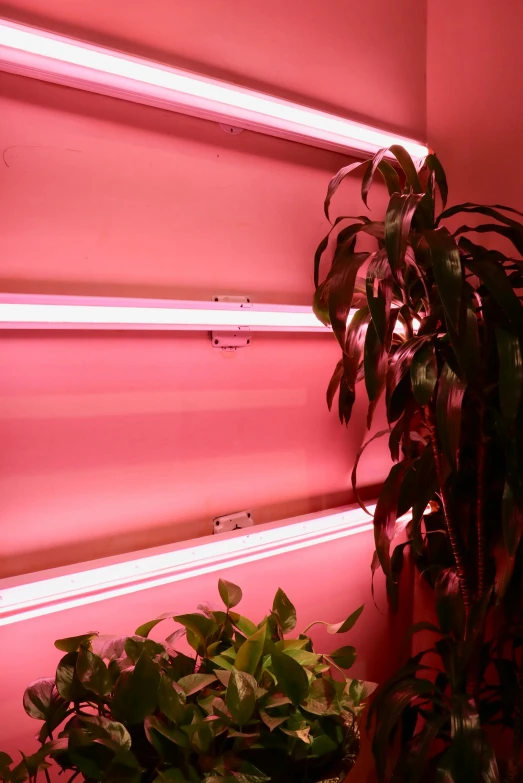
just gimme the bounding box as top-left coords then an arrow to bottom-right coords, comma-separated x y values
0,580 -> 373,783
314,145 -> 523,781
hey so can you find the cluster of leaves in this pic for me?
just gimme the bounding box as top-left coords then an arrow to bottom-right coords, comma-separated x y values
0,581 -> 373,783
314,145 -> 523,781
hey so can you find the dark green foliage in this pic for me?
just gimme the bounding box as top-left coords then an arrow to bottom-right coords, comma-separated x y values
316,146 -> 523,781
1,582 -> 372,783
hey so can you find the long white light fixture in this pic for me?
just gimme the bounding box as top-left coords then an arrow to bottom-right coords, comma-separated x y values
0,19 -> 429,160
0,293 -> 339,332
0,504 -> 376,626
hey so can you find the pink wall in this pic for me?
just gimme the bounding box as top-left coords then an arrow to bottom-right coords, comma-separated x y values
427,0 -> 523,209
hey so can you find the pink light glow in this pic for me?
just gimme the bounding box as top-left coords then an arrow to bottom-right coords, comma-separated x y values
0,19 -> 429,160
0,504 -> 376,626
0,294 -> 337,332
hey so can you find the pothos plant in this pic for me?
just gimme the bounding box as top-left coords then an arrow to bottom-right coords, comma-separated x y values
314,145 -> 523,781
0,580 -> 373,783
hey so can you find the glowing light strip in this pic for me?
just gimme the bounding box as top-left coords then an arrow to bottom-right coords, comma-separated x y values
0,505 -> 376,626
0,20 -> 428,160
0,294 -> 337,332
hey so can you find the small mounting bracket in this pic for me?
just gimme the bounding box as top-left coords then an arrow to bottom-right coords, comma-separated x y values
219,124 -> 244,136
211,295 -> 252,350
213,510 -> 254,534
211,330 -> 251,350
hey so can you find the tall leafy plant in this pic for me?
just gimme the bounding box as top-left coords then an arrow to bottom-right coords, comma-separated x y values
314,146 -> 523,782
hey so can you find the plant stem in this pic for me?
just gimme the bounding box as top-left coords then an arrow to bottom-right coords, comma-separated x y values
423,404 -> 471,610
476,403 -> 486,599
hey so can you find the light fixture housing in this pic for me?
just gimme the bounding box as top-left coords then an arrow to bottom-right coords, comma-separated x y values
0,19 -> 429,160
0,293 -> 338,332
0,504 -> 375,626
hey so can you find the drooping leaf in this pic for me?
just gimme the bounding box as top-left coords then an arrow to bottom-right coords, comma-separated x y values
435,568 -> 465,639
327,604 -> 364,634
410,341 -> 437,405
326,359 -> 343,411
327,251 -> 369,349
272,588 -> 297,633
259,709 -> 288,731
364,320 -> 387,426
387,335 -> 430,406
135,612 -> 177,638
461,237 -> 523,328
55,653 -> 88,702
426,153 -> 448,210
76,647 -> 111,696
324,161 -> 367,220
366,250 -> 393,345
158,674 -> 185,722
343,305 -> 371,390
424,227 -> 462,335
502,481 -> 523,559
351,429 -> 390,513
270,650 -> 309,705
328,646 -> 357,669
112,653 -> 160,724
54,632 -> 98,653
218,579 -> 243,610
235,625 -> 266,676
23,679 -> 62,721
389,145 -> 423,193
177,673 -> 217,696
495,328 -> 523,423
373,461 -> 408,575
447,299 -> 479,383
172,614 -> 215,653
436,363 -> 467,470
385,193 -> 424,276
225,669 -> 257,726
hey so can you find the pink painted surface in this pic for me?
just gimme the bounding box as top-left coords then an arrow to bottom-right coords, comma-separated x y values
427,0 -> 523,210
0,529 -> 413,782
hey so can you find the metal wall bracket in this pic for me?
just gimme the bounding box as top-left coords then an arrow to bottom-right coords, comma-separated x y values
211,330 -> 251,350
213,510 -> 254,534
210,295 -> 252,350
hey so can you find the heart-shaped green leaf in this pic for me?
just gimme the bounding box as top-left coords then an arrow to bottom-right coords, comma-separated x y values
225,669 -> 257,726
270,650 -> 309,705
218,579 -> 243,609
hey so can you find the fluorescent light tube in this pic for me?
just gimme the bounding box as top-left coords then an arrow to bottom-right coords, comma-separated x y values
0,504 -> 375,626
0,19 -> 428,160
0,294 -> 340,332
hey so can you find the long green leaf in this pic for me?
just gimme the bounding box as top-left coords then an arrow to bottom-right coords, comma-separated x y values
270,650 -> 309,705
496,328 -> 523,423
234,625 -> 266,676
324,161 -> 367,220
225,669 -> 257,726
328,251 -> 369,349
351,429 -> 390,513
436,363 -> 467,470
410,341 -> 437,405
373,461 -> 408,576
461,238 -> 523,328
424,227 -> 462,335
426,153 -> 448,210
343,305 -> 370,389
385,193 -> 423,276
366,250 -> 393,344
